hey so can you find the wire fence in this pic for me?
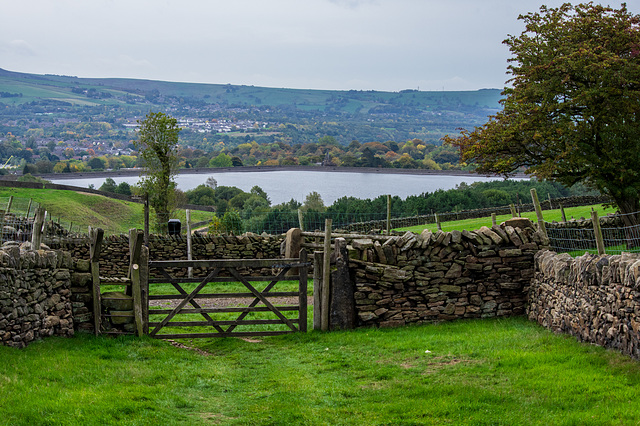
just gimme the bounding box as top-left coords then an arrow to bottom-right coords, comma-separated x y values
546,211 -> 640,256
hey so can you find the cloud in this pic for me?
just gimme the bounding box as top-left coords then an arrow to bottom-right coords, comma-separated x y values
3,40 -> 36,56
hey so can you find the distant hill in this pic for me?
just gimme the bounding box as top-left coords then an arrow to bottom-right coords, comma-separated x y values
0,67 -> 502,146
0,67 -> 501,113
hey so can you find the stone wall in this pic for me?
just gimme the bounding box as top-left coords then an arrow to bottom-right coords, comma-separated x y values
49,233 -> 284,278
528,250 -> 640,359
0,247 -> 76,348
347,218 -> 547,327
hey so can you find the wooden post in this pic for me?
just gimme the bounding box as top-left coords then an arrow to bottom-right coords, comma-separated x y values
31,207 -> 45,250
297,209 -> 304,232
6,196 -> 13,214
560,203 -> 567,222
0,209 -> 5,241
435,213 -> 442,231
128,229 -> 145,336
386,194 -> 391,235
26,198 -> 33,218
313,251 -> 323,331
592,210 -> 606,255
298,249 -> 308,333
127,228 -> 144,283
491,213 -> 497,227
321,219 -> 332,331
143,193 -> 149,246
140,245 -> 149,335
89,226 -> 104,336
530,188 -> 548,238
186,209 -> 193,279
510,204 -> 517,218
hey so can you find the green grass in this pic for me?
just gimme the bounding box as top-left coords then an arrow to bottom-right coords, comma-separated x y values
1,317 -> 638,425
0,187 -> 212,235
396,204 -> 612,234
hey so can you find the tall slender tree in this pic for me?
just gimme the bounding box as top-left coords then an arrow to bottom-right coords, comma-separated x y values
135,111 -> 181,232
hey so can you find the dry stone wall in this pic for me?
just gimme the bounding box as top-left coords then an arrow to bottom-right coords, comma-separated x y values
528,250 -> 640,359
50,233 -> 284,278
0,247 -> 76,348
348,218 -> 547,327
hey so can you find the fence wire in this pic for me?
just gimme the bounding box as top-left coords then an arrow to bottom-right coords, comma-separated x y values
546,211 -> 640,256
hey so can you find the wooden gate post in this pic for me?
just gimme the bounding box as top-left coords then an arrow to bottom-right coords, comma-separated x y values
313,251 -> 323,331
298,249 -> 308,333
128,229 -> 145,336
89,226 -> 104,336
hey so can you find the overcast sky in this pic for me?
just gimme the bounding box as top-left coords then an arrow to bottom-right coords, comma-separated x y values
2,0 -> 614,92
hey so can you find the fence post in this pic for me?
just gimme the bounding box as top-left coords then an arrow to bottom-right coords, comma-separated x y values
313,251 -> 323,331
89,226 -> 104,336
386,194 -> 391,235
530,188 -> 548,239
186,209 -> 193,279
560,203 -> 567,222
26,198 -> 32,218
491,213 -> 497,227
510,204 -> 517,218
435,213 -> 442,231
297,209 -> 304,232
592,210 -> 606,255
31,207 -> 45,250
321,218 -> 332,331
6,196 -> 13,214
143,193 -> 149,247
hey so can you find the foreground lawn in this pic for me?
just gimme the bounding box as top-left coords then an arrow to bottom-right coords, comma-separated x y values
1,317 -> 639,425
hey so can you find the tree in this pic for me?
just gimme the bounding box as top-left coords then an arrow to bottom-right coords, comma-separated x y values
444,3 -> 640,224
302,191 -> 326,212
134,111 -> 181,232
99,177 -> 117,193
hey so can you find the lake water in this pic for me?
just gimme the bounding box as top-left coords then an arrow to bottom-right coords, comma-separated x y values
50,170 -> 511,205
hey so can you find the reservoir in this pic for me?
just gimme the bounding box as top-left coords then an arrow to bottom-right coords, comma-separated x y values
50,169 -> 513,205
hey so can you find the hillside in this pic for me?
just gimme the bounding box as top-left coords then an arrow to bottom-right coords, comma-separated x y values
0,68 -> 501,148
0,186 -> 212,235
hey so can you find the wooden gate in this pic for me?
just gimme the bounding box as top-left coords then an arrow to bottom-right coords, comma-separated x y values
146,251 -> 309,339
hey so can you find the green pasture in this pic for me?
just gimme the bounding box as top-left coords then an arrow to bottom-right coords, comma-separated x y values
1,317 -> 638,425
0,187 -> 212,235
396,204 -> 611,234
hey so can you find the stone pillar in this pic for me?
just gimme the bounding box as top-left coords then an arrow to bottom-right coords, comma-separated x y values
330,238 -> 356,330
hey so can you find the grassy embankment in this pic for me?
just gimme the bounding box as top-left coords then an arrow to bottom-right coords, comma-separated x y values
0,186 -> 213,235
1,317 -> 639,425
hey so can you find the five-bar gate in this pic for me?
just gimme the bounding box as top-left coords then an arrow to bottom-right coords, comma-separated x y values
146,251 -> 309,339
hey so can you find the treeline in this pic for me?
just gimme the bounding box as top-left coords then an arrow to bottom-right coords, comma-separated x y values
181,137 -> 463,170
176,178 -> 598,235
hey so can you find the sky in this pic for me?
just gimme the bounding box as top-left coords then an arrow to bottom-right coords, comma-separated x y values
0,0 -> 608,92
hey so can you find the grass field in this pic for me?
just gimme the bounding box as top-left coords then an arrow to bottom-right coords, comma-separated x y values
1,317 -> 638,425
0,187 -> 213,235
396,204 -> 612,234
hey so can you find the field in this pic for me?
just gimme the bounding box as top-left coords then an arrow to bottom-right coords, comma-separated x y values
1,317 -> 638,425
396,204 -> 612,233
0,187 -> 213,235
